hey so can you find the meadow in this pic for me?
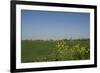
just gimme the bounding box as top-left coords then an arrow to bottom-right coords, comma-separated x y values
21,39 -> 90,63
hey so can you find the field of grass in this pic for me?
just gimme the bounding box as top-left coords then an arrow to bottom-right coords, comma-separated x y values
21,39 -> 90,63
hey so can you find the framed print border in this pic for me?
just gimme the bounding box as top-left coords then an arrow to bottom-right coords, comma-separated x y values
10,0 -> 97,73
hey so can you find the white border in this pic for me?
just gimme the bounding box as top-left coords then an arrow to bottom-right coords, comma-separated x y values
16,4 -> 94,69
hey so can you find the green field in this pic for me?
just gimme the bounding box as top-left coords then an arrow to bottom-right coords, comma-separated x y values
21,39 -> 90,63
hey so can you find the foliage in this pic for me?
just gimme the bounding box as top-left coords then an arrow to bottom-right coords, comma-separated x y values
21,39 -> 90,63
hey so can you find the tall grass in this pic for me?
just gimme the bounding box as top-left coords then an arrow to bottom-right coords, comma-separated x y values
21,39 -> 90,63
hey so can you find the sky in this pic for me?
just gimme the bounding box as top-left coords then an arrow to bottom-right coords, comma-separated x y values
21,10 -> 90,40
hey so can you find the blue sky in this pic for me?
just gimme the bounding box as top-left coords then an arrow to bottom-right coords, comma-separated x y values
21,10 -> 90,40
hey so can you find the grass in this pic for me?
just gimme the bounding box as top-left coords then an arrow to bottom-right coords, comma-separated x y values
21,39 -> 90,63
